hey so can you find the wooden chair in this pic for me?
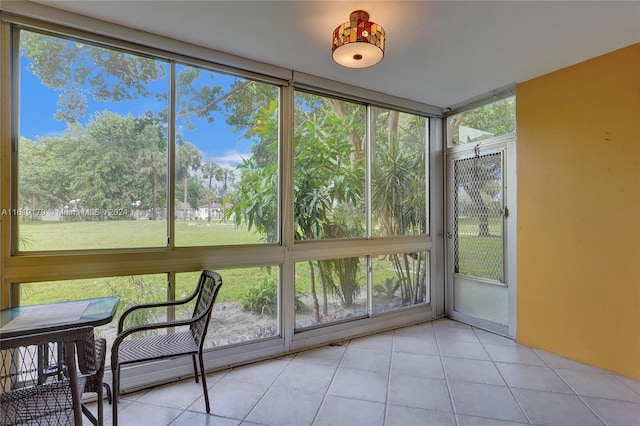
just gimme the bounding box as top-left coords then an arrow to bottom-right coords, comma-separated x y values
0,327 -> 95,425
110,270 -> 223,426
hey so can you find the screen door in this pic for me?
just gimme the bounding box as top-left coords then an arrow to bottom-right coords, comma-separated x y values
446,138 -> 515,336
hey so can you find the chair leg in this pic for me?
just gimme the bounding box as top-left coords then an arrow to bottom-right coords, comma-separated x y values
103,382 -> 112,405
198,351 -> 210,413
192,354 -> 199,383
96,383 -> 104,426
112,366 -> 120,426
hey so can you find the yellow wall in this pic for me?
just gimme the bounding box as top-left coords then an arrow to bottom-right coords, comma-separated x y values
516,43 -> 640,379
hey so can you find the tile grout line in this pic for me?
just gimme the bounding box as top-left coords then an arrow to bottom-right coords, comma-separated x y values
612,374 -> 640,397
383,331 -> 396,426
308,341 -> 349,426
433,322 -> 460,426
471,326 -> 533,425
235,357 -> 294,425
535,356 -> 609,426
537,349 -> 640,402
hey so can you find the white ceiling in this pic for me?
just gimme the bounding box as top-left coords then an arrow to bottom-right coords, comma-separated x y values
28,0 -> 640,109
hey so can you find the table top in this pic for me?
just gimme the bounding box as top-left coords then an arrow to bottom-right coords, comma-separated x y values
0,296 -> 120,339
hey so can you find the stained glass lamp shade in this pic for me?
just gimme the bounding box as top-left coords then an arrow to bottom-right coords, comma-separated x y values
332,10 -> 385,68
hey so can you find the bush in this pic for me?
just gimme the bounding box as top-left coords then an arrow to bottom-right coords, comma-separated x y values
242,279 -> 277,315
373,277 -> 400,299
242,279 -> 306,316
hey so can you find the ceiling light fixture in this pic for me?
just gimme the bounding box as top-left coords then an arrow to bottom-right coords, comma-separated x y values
332,10 -> 385,69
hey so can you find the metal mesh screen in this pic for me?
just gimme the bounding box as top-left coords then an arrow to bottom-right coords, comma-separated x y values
453,152 -> 504,282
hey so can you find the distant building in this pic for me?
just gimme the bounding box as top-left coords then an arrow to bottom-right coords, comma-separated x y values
175,202 -> 195,220
196,202 -> 222,220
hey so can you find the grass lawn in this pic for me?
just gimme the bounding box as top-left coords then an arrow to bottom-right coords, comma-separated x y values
456,216 -> 503,281
19,219 -> 263,251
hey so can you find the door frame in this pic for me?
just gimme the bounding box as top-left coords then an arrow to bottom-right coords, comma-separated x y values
444,133 -> 517,337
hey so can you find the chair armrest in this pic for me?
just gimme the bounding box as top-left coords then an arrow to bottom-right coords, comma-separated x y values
117,307 -> 210,339
117,291 -> 199,333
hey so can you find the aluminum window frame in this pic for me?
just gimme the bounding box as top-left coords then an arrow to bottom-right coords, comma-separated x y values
0,2 -> 445,392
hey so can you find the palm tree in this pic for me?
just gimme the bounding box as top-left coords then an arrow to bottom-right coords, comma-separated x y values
371,113 -> 427,304
216,167 -> 235,221
201,160 -> 220,221
138,147 -> 166,220
176,142 -> 202,219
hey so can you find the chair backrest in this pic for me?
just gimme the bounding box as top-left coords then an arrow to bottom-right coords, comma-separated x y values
0,326 -> 92,425
189,270 -> 223,347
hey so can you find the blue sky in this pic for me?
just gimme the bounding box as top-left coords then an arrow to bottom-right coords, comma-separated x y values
19,60 -> 253,170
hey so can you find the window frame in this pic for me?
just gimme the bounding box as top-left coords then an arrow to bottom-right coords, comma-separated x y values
0,4 -> 444,390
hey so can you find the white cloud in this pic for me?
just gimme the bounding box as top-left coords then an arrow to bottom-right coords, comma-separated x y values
202,150 -> 249,169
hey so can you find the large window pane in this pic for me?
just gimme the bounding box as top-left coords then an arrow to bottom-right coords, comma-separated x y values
17,30 -> 169,251
293,92 -> 365,241
371,108 -> 428,236
174,65 -> 280,246
372,251 -> 429,314
295,257 -> 367,329
447,96 -> 516,147
176,268 -> 279,348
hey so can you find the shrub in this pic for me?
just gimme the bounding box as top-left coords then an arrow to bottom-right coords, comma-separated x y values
242,279 -> 277,315
242,279 -> 306,316
373,277 -> 400,299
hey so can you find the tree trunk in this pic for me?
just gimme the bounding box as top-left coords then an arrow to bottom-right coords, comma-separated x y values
318,263 -> 329,316
151,171 -> 158,220
183,174 -> 189,219
402,253 -> 414,303
412,253 -> 424,304
325,98 -> 363,157
479,214 -> 490,237
207,175 -> 213,222
308,261 -> 320,323
464,184 -> 490,237
388,110 -> 399,153
30,195 -> 36,221
448,112 -> 466,144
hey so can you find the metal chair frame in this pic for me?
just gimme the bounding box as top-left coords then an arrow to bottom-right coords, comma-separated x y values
110,270 -> 223,426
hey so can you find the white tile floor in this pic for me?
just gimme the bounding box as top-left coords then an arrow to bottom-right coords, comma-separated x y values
85,319 -> 640,425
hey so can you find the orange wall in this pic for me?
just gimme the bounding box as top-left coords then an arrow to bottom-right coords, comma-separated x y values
516,43 -> 640,380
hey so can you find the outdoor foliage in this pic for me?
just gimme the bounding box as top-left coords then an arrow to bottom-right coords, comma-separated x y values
371,110 -> 428,305
448,96 -> 516,145
241,279 -> 278,315
241,279 -> 306,316
104,276 -> 167,335
18,33 -> 243,227
374,277 -> 400,299
20,30 -> 166,123
16,28 -> 430,330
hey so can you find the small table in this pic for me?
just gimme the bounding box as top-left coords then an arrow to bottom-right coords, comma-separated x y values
0,297 -> 120,425
0,297 -> 119,339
